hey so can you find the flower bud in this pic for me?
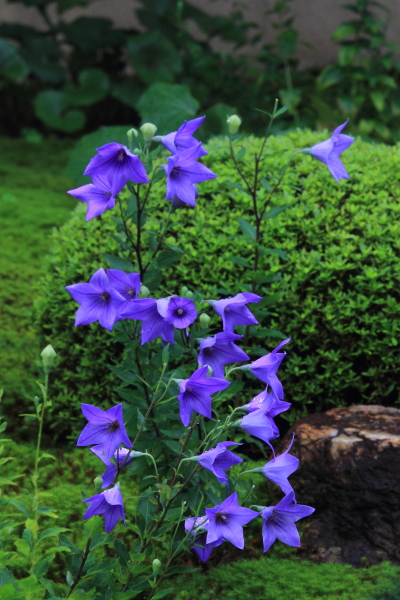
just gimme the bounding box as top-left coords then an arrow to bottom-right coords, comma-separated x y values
227,114 -> 242,135
199,313 -> 211,328
138,285 -> 150,298
152,558 -> 161,578
133,148 -> 141,155
127,128 -> 138,144
94,476 -> 103,493
180,286 -> 193,299
41,344 -> 56,369
140,123 -> 158,142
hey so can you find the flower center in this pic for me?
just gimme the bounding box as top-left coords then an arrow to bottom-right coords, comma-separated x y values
101,292 -> 110,301
107,419 -> 120,433
126,288 -> 135,298
215,512 -> 228,525
177,308 -> 184,315
186,385 -> 192,392
118,150 -> 125,162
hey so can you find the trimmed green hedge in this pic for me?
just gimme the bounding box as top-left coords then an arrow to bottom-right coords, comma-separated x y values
32,129 -> 400,440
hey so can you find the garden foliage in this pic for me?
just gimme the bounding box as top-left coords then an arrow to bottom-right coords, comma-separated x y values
31,128 -> 400,441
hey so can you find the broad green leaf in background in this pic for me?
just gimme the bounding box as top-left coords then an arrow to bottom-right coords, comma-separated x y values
136,83 -> 199,134
65,68 -> 110,107
127,32 -> 182,85
196,102 -> 237,141
0,38 -> 29,79
33,90 -> 85,133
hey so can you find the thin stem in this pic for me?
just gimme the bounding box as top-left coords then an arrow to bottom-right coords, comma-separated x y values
142,204 -> 172,274
65,538 -> 91,598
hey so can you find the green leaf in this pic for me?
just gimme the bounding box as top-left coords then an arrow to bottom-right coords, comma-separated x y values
103,254 -> 133,272
38,527 -> 69,543
165,565 -> 198,576
156,249 -> 184,270
228,255 -> 252,268
127,32 -> 182,85
261,176 -> 272,192
15,538 -> 31,558
32,557 -> 52,578
331,22 -> 358,41
83,515 -> 103,539
65,68 -> 110,107
151,590 -> 174,600
238,217 -> 256,242
10,500 -> 31,519
274,104 -> 288,117
33,90 -> 85,133
263,202 -> 296,219
0,38 -> 28,79
0,567 -> 17,588
224,182 -> 251,196
136,83 -> 199,134
196,102 -> 237,141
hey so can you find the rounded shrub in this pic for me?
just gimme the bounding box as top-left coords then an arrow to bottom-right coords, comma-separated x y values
32,129 -> 400,440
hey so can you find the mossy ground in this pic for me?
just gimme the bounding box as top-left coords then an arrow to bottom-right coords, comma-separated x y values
0,136 -> 76,411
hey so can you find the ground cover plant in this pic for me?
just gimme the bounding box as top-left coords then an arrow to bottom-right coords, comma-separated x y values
0,107 -> 359,598
31,124 -> 400,442
0,136 -> 76,419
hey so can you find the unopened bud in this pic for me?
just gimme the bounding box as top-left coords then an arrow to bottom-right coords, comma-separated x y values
140,123 -> 158,142
133,148 -> 141,155
227,114 -> 241,135
152,558 -> 161,577
41,344 -> 56,369
139,285 -> 150,298
127,128 -> 138,144
180,286 -> 193,299
94,476 -> 103,493
199,313 -> 211,328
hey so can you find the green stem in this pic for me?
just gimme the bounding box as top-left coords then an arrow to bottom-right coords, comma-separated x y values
65,538 -> 91,598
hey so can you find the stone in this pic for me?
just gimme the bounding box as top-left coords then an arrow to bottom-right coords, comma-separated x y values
273,405 -> 400,565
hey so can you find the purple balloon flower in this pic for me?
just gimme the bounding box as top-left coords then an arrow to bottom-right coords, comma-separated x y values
157,116 -> 207,156
261,491 -> 314,552
106,269 -> 141,317
164,296 -> 197,329
83,485 -> 126,533
211,293 -> 262,332
65,268 -> 125,332
198,331 -> 249,379
197,441 -> 243,485
84,142 -> 149,197
205,492 -> 259,550
177,366 -> 230,427
162,143 -> 217,207
184,516 -> 224,562
307,119 -> 354,182
90,445 -> 134,488
246,338 -> 291,400
121,297 -> 174,345
261,434 -> 299,497
67,174 -> 116,222
77,404 -> 132,460
240,391 -> 290,445
171,186 -> 198,209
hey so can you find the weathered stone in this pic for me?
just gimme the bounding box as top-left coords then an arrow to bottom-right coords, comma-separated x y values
274,405 -> 400,565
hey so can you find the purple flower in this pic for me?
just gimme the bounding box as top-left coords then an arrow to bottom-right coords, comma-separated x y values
261,434 -> 299,497
197,441 -> 243,485
308,119 -> 354,182
65,268 -> 125,332
261,491 -> 314,552
90,445 -> 134,488
198,332 -> 249,379
240,391 -> 290,445
106,269 -> 141,317
77,404 -> 132,460
184,516 -> 223,562
211,293 -> 262,332
177,366 -> 230,427
83,485 -> 126,533
205,492 -> 259,550
84,142 -> 149,197
67,174 -> 116,222
171,186 -> 198,209
246,338 -> 291,400
157,116 -> 207,156
121,297 -> 174,345
162,143 -> 217,207
164,297 -> 197,329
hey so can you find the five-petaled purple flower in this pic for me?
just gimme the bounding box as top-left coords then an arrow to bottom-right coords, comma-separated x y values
77,404 -> 132,460
244,338 -> 291,400
66,268 -> 125,332
177,366 -> 230,427
211,293 -> 262,332
84,142 -> 149,197
106,269 -> 141,317
197,441 -> 243,485
205,492 -> 259,549
307,119 -> 354,182
184,515 -> 223,562
91,445 -> 134,488
83,485 -> 126,533
67,174 -> 116,222
164,296 -> 197,329
261,434 -> 299,497
198,331 -> 249,379
162,143 -> 217,208
240,390 -> 290,444
121,297 -> 174,344
156,116 -> 207,156
261,491 -> 314,552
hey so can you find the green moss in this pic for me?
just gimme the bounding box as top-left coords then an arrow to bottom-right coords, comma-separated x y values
0,137 -> 76,416
32,130 -> 400,439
